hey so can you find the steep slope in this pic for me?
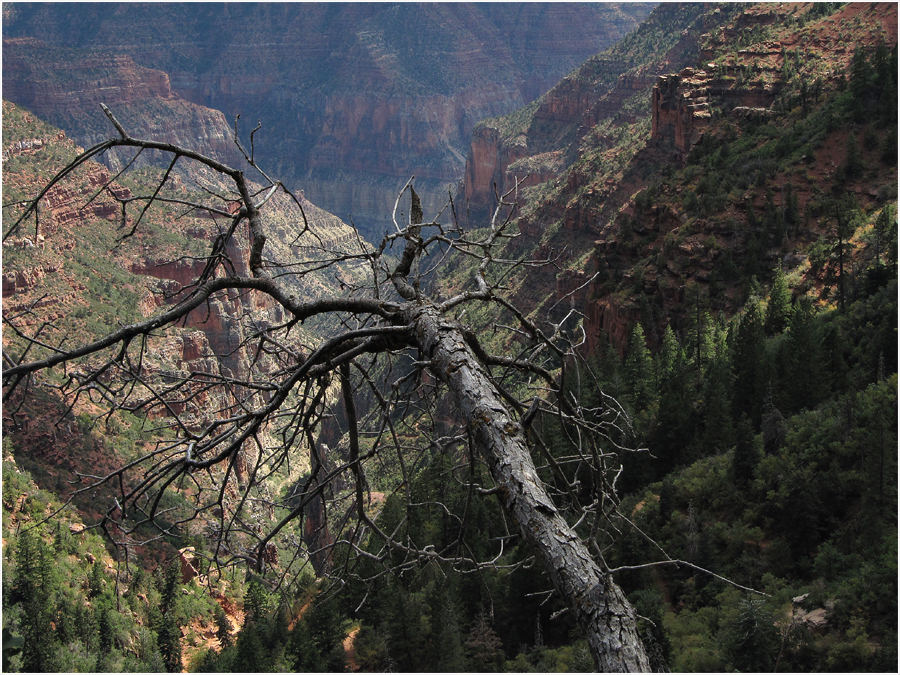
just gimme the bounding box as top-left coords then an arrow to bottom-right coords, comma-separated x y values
2,101 -> 367,557
2,2 -> 656,238
2,37 -> 246,172
455,1 -> 898,353
463,2 -> 725,217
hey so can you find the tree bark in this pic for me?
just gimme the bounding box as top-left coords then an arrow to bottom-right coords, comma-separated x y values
412,303 -> 650,672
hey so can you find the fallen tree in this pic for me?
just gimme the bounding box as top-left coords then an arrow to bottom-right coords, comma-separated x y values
2,109 -> 651,670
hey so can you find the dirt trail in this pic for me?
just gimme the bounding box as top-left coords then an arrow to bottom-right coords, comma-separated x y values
343,626 -> 361,672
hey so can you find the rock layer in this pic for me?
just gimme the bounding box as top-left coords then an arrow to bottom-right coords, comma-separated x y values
2,2 -> 656,237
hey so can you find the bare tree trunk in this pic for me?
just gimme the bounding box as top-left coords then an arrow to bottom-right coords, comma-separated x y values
4,118 -> 652,671
413,304 -> 650,672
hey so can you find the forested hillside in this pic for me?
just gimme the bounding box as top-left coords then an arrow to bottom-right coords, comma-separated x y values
2,2 -> 897,673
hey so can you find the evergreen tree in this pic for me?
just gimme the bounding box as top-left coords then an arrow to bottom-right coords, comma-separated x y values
14,528 -> 59,673
303,593 -> 348,672
830,194 -> 863,312
652,326 -> 696,473
243,574 -> 270,623
760,385 -> 786,454
685,285 -> 715,375
731,415 -> 759,487
657,325 -> 682,380
134,626 -> 166,673
97,608 -> 114,656
783,182 -> 800,234
764,266 -> 792,335
868,204 -> 898,292
849,45 -> 875,113
88,560 -> 106,599
465,611 -> 505,673
841,131 -> 864,182
155,611 -> 182,673
152,561 -> 183,672
782,298 -> 826,413
731,299 -> 768,426
723,596 -> 779,671
158,559 -> 181,614
52,520 -> 77,556
435,598 -> 468,672
286,615 -> 319,671
214,603 -> 233,650
821,320 -> 851,397
698,353 -> 735,457
233,620 -> 266,673
624,323 -> 654,412
764,188 -> 785,244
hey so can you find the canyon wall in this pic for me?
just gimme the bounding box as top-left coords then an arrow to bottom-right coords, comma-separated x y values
460,2 -> 711,223
2,2 -> 656,239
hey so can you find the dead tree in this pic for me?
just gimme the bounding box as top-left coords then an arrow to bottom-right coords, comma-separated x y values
2,109 -> 651,671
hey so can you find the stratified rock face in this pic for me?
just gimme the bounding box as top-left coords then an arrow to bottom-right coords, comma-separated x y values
2,2 -> 656,237
2,37 -> 245,170
651,69 -> 713,159
460,2 -> 714,223
651,65 -> 785,163
2,38 -> 175,114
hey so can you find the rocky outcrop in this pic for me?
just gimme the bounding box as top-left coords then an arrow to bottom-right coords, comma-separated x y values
585,297 -> 643,358
463,125 -> 532,216
2,263 -> 61,298
650,57 -> 784,163
460,3 -> 718,223
651,68 -> 714,160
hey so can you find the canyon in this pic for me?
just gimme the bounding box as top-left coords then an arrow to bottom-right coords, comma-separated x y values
459,1 -> 898,354
2,4 -> 897,671
2,2 -> 655,238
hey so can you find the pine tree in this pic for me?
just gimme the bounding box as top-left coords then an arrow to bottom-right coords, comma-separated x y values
760,385 -> 786,454
152,560 -> 183,672
155,612 -> 182,673
869,204 -> 897,292
724,596 -> 778,671
731,415 -> 759,487
97,608 -> 114,656
88,559 -> 106,599
764,188 -> 785,244
849,45 -> 875,113
782,298 -> 826,413
624,323 -> 654,412
233,620 -> 266,673
243,574 -> 270,623
14,528 -> 59,673
699,353 -> 735,457
731,300 -> 768,426
158,559 -> 181,614
657,325 -> 682,380
764,266 -> 792,335
465,611 -> 505,673
841,132 -> 864,182
830,194 -> 862,312
304,594 -> 348,672
685,284 -> 715,375
436,601 -> 468,672
214,603 -> 233,650
783,182 -> 800,234
652,326 -> 695,473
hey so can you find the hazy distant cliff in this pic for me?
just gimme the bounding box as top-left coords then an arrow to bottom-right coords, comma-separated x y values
2,2 -> 655,237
